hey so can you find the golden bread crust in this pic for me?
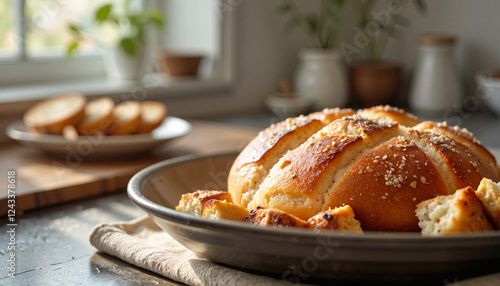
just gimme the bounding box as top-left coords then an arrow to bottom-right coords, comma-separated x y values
416,187 -> 495,235
358,105 -> 420,127
244,207 -> 307,228
308,108 -> 356,122
228,108 -> 355,207
175,190 -> 232,216
306,205 -> 363,233
202,199 -> 249,221
414,121 -> 500,178
408,130 -> 499,192
249,116 -> 400,220
250,135 -> 363,219
326,136 -> 449,232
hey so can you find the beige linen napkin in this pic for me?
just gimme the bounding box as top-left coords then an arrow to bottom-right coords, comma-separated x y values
89,215 -> 291,286
90,215 -> 500,286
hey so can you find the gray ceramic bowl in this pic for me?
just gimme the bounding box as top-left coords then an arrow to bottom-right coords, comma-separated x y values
128,151 -> 500,283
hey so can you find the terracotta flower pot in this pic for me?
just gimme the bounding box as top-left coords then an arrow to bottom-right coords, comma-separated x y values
350,60 -> 401,107
157,52 -> 202,77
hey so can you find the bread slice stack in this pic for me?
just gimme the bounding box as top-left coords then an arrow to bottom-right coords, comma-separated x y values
23,94 -> 167,137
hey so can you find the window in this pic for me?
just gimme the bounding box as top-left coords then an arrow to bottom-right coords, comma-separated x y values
0,0 -> 234,97
0,0 -> 108,86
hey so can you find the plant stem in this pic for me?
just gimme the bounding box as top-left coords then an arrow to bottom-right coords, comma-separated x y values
352,0 -> 364,24
283,0 -> 323,49
353,0 -> 374,60
319,0 -> 330,48
373,0 -> 409,61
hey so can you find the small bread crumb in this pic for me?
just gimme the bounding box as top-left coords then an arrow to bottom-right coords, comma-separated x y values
306,206 -> 363,233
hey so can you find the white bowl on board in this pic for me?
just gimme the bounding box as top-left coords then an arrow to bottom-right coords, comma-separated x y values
264,93 -> 314,119
476,69 -> 500,116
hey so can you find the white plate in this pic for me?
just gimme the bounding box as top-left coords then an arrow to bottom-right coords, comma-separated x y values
6,117 -> 191,160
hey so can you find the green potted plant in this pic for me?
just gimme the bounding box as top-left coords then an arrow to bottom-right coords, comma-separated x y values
344,0 -> 426,107
276,0 -> 349,109
67,0 -> 163,80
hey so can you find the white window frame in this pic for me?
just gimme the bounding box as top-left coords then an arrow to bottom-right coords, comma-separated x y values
0,0 -> 236,112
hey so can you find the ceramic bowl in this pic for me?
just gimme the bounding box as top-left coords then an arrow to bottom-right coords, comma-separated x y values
264,93 -> 313,118
157,52 -> 203,77
128,151 -> 500,283
475,69 -> 500,116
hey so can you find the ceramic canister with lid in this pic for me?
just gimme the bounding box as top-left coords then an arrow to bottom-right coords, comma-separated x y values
408,34 -> 463,116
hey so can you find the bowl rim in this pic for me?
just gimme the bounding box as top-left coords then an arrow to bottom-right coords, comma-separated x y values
127,151 -> 500,244
475,68 -> 500,87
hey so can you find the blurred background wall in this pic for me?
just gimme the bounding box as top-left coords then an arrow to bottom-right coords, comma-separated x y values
170,0 -> 500,118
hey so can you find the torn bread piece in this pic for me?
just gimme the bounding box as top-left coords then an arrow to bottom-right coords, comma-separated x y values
307,205 -> 363,233
175,190 -> 232,216
416,187 -> 495,236
244,207 -> 307,228
475,178 -> 500,229
202,199 -> 250,221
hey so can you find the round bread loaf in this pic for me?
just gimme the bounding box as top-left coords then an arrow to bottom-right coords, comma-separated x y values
228,106 -> 500,232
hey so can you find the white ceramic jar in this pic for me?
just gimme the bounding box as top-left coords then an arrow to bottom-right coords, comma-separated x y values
408,34 -> 463,115
293,49 -> 348,110
104,46 -> 146,81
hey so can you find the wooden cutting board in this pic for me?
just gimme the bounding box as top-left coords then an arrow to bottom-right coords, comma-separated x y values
0,120 -> 259,215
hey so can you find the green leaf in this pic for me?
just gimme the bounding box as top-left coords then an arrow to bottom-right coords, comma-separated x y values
275,3 -> 291,15
95,4 -> 112,23
120,38 -> 136,56
413,0 -> 427,15
136,29 -> 146,44
146,9 -> 164,27
66,41 -> 79,59
128,14 -> 141,27
362,0 -> 378,15
68,24 -> 81,36
305,15 -> 319,33
328,0 -> 345,7
329,10 -> 341,23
